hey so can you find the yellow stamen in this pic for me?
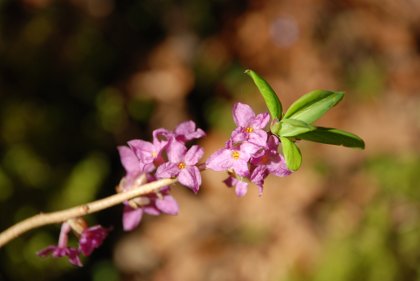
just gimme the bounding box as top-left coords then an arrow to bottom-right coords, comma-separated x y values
178,162 -> 186,169
245,127 -> 254,133
231,151 -> 240,160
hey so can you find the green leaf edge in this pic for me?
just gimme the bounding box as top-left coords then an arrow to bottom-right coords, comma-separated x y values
295,127 -> 365,149
245,69 -> 283,120
283,90 -> 344,124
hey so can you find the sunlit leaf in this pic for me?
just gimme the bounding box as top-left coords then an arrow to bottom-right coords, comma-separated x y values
284,90 -> 344,124
280,137 -> 302,171
277,118 -> 316,137
245,69 -> 282,120
270,119 -> 281,135
296,127 -> 365,149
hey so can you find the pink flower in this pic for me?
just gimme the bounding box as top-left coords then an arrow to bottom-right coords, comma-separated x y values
127,128 -> 169,168
206,141 -> 260,177
174,120 -> 206,142
251,135 -> 291,177
151,120 -> 205,146
78,225 -> 111,256
156,141 -> 204,193
249,136 -> 291,195
37,223 -> 82,266
231,102 -> 269,147
37,222 -> 111,266
117,145 -> 146,175
249,165 -> 269,195
117,121 -> 205,230
37,245 -> 82,266
206,102 -> 292,197
224,176 -> 249,197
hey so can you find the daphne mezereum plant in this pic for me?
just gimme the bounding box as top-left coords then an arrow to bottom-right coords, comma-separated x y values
0,70 -> 365,266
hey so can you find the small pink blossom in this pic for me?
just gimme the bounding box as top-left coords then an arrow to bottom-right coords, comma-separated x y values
37,222 -> 111,266
174,120 -> 206,142
156,141 -> 204,193
37,245 -> 82,267
128,129 -> 168,168
231,102 -> 269,147
117,121 -> 205,230
206,102 -> 292,197
79,225 -> 111,256
249,135 -> 291,195
117,145 -> 146,175
151,120 -> 205,146
206,141 -> 260,177
224,176 -> 249,197
37,223 -> 82,266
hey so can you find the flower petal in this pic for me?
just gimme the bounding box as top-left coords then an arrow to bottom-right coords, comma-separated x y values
235,180 -> 248,197
188,128 -> 206,140
65,248 -> 83,267
268,155 -> 292,177
250,165 -> 268,190
178,166 -> 201,193
156,162 -> 180,179
184,145 -> 204,165
153,128 -> 172,146
37,246 -> 82,267
233,102 -> 255,127
167,140 -> 187,163
156,195 -> 179,215
266,134 -> 279,149
230,127 -> 247,144
143,205 -> 161,215
117,146 -> 141,173
206,149 -> 234,171
248,129 -> 268,147
79,225 -> 110,256
250,112 -> 270,129
128,139 -> 156,164
37,245 -> 56,257
240,141 -> 262,157
175,120 -> 205,141
122,205 -> 143,231
231,159 -> 250,177
223,176 -> 235,188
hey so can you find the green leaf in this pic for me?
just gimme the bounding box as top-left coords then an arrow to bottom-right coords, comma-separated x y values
283,90 -> 344,124
270,119 -> 281,135
280,137 -> 302,171
245,69 -> 282,119
295,127 -> 365,149
277,118 -> 316,137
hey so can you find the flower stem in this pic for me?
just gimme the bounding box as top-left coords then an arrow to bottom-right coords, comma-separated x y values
0,178 -> 177,248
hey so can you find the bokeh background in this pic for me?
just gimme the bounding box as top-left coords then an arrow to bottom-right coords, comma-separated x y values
1,0 -> 419,280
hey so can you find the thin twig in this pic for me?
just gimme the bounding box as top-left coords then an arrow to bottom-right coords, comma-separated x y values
0,178 -> 177,248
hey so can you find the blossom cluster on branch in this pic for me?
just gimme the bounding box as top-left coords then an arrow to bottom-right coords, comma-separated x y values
118,120 -> 206,230
206,102 -> 291,196
37,101 -> 289,266
12,69 -> 364,267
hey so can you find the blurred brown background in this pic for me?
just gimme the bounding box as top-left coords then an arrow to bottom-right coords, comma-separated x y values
0,0 -> 419,280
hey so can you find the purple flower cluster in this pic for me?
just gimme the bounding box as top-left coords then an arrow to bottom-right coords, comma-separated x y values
35,104 -> 292,267
37,221 -> 110,266
118,121 -> 205,231
206,102 -> 291,196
